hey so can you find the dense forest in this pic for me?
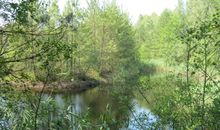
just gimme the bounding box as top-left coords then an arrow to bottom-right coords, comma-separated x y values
0,0 -> 220,129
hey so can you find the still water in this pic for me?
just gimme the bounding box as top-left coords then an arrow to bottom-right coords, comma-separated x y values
43,87 -> 156,129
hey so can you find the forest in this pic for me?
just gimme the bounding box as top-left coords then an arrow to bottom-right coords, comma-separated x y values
0,0 -> 220,129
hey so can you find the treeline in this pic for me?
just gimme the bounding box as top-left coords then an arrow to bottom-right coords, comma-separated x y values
136,0 -> 220,65
0,0 -> 139,85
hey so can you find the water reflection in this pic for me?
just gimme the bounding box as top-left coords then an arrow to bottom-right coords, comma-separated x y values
43,87 -> 156,129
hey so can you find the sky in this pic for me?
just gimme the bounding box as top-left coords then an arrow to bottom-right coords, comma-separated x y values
116,0 -> 179,23
58,0 -> 181,23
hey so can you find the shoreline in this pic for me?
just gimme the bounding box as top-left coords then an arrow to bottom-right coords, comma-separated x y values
12,80 -> 102,94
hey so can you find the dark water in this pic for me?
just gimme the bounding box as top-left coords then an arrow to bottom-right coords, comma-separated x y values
42,87 -> 156,129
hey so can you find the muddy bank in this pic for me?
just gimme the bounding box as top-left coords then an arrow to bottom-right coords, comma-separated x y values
13,80 -> 102,93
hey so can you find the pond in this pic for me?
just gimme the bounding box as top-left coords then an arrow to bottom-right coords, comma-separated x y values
42,86 -> 156,129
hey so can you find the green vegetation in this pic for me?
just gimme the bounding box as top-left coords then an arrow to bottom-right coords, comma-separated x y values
0,0 -> 220,129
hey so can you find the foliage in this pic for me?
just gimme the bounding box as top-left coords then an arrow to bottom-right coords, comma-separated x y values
1,0 -> 220,129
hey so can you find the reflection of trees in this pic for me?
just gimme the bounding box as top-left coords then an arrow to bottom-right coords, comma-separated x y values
84,88 -> 131,129
52,87 -> 132,129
